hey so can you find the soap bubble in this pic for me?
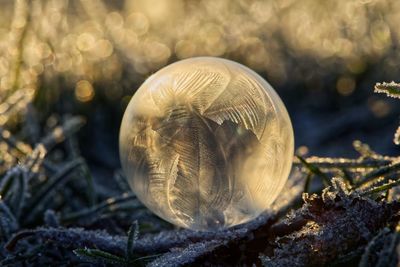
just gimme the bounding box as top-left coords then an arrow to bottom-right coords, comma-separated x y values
119,57 -> 294,230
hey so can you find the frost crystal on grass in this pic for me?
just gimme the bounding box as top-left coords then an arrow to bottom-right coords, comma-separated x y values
394,125 -> 400,145
260,178 -> 400,267
374,81 -> 400,99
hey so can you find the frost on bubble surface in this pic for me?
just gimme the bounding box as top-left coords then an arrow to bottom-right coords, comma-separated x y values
119,57 -> 294,230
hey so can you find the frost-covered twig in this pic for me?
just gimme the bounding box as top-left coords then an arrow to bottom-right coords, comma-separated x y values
260,178 -> 400,267
358,161 -> 400,186
6,227 -> 126,255
394,126 -> 400,146
22,158 -> 84,223
374,81 -> 400,99
148,239 -> 226,267
293,156 -> 395,170
39,116 -> 86,152
0,201 -> 18,243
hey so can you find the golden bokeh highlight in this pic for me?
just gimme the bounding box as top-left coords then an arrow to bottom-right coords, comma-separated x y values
368,98 -> 391,118
0,0 -> 399,98
75,80 -> 95,102
337,76 -> 356,96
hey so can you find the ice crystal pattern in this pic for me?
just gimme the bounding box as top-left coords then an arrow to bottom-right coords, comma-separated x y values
119,57 -> 294,230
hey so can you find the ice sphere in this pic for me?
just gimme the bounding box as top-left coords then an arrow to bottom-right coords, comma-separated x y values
119,57 -> 294,230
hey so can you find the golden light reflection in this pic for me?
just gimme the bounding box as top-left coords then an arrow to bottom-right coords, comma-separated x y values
368,98 -> 391,118
0,0 -> 397,109
75,80 -> 95,102
296,146 -> 309,156
77,33 -> 96,52
126,12 -> 149,36
337,76 -> 356,96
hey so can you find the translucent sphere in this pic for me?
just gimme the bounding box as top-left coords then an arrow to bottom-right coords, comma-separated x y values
119,57 -> 294,230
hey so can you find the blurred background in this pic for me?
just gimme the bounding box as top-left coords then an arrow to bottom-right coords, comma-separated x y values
1,0 -> 400,177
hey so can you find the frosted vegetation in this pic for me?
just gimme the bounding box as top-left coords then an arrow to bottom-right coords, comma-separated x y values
1,0 -> 400,266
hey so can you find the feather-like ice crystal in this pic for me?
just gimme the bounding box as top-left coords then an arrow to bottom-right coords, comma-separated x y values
119,57 -> 294,230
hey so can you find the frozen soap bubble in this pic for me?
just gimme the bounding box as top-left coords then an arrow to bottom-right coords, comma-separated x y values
119,57 -> 294,230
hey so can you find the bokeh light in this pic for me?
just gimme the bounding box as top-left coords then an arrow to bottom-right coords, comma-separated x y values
0,0 -> 399,99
